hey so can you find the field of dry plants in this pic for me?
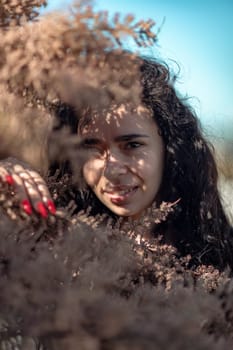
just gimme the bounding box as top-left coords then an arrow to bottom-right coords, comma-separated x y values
0,1 -> 233,349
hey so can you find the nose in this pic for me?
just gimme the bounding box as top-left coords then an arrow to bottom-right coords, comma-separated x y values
103,150 -> 127,178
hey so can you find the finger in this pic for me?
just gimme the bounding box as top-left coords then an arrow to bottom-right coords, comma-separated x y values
0,167 -> 15,186
14,171 -> 48,218
10,164 -> 45,216
24,170 -> 56,216
13,166 -> 56,217
11,172 -> 34,216
27,170 -> 52,201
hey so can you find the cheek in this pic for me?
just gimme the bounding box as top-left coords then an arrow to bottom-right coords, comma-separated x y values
136,151 -> 163,174
140,151 -> 164,187
150,153 -> 164,187
82,158 -> 104,187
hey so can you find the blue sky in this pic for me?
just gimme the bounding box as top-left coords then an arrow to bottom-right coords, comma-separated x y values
41,0 -> 233,141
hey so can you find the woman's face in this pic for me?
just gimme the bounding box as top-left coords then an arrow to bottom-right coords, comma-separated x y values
80,104 -> 165,218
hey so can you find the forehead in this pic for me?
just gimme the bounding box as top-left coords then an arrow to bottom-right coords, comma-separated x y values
80,104 -> 156,137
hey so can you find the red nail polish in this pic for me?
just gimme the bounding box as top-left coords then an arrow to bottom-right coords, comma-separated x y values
5,175 -> 14,186
47,200 -> 56,215
21,199 -> 33,216
37,202 -> 48,218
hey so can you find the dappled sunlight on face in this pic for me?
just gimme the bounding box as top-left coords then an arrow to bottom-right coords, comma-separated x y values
79,104 -> 165,218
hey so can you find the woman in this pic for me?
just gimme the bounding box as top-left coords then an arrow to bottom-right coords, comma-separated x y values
0,57 -> 232,270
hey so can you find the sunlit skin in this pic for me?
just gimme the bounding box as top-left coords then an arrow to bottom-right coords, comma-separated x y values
79,104 -> 165,219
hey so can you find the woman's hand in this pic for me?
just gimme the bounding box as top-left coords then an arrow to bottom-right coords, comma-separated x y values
0,157 -> 56,219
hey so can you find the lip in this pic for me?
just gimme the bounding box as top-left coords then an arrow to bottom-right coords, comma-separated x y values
103,186 -> 139,205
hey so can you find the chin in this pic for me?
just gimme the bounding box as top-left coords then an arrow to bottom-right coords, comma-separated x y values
110,206 -> 140,218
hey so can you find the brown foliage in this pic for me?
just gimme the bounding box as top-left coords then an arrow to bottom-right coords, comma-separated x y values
0,207 -> 231,349
0,0 -> 47,27
0,0 -> 155,107
0,1 -> 233,349
0,89 -> 52,172
0,0 -> 156,171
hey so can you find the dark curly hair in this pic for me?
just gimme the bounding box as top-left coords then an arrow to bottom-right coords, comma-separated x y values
53,57 -> 233,270
139,58 -> 233,269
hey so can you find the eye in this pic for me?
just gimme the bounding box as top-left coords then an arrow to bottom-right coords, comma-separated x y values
124,141 -> 144,150
81,139 -> 105,155
87,145 -> 105,155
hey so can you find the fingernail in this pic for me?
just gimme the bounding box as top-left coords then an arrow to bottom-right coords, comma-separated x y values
37,202 -> 48,218
21,199 -> 33,216
5,175 -> 14,186
47,200 -> 56,215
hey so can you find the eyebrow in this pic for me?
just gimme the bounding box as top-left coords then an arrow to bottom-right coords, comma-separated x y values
80,134 -> 149,146
80,137 -> 102,146
114,134 -> 149,142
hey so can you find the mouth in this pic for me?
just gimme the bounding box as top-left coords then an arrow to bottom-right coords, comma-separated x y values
103,186 -> 139,204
